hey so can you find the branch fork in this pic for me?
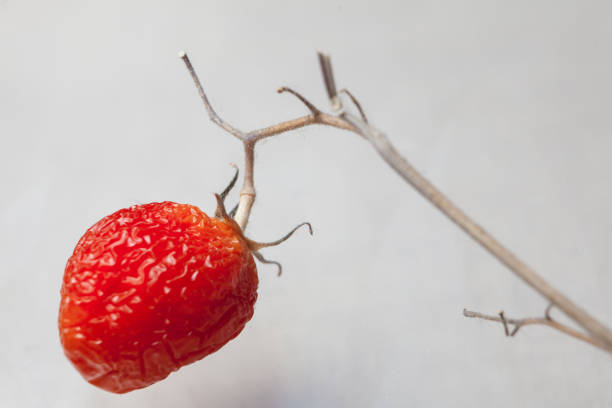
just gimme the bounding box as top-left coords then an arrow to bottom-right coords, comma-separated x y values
463,305 -> 608,350
180,50 -> 612,353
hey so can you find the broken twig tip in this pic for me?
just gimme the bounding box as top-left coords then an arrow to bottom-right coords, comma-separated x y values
305,222 -> 313,235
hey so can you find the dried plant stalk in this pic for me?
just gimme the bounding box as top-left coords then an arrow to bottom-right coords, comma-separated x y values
180,51 -> 612,353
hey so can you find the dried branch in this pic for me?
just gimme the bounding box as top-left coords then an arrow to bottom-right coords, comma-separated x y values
463,308 -> 608,351
180,50 -> 612,352
181,51 -> 356,231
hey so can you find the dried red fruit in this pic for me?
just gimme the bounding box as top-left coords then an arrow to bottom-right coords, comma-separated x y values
58,201 -> 258,393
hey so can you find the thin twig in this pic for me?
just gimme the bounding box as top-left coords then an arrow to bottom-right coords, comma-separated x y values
179,52 -> 244,140
318,52 -> 341,112
277,87 -> 320,116
463,309 -> 608,351
246,113 -> 356,143
340,88 -> 368,123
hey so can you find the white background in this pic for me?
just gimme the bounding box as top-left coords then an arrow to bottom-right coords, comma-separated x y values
1,1 -> 611,406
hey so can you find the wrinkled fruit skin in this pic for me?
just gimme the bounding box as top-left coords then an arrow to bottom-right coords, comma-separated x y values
59,202 -> 258,393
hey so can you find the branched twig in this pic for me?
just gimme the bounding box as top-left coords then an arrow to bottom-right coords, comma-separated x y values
463,308 -> 608,351
180,50 -> 612,352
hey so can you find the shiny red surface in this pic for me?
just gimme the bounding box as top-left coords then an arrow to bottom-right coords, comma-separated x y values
59,202 -> 258,393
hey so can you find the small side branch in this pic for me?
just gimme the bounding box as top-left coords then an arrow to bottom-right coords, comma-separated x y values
340,88 -> 368,123
463,308 -> 608,351
277,87 -> 320,116
179,52 -> 244,140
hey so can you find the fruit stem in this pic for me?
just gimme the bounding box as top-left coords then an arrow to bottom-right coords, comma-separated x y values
234,141 -> 256,230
